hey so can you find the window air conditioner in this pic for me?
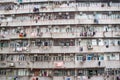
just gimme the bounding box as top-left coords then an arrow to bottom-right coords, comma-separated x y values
70,54 -> 74,56
9,63 -> 15,67
0,62 -> 6,66
87,45 -> 93,50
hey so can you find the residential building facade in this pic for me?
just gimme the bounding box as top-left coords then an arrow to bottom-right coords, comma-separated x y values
0,0 -> 120,80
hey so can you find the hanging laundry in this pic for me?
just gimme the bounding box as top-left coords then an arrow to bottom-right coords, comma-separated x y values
33,7 -> 39,13
118,41 -> 120,45
94,19 -> 99,24
18,0 -> 22,3
79,47 -> 83,51
98,61 -> 101,66
54,61 -> 63,67
66,77 -> 71,80
31,32 -> 37,37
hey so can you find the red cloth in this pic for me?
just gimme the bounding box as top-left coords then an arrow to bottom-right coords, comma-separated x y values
32,78 -> 35,80
19,33 -> 23,37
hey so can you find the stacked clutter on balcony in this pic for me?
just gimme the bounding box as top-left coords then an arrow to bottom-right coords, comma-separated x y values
0,0 -> 120,80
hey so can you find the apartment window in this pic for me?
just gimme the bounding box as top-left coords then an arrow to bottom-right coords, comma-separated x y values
17,69 -> 29,76
30,55 -> 38,61
87,54 -> 94,60
111,54 -> 115,57
54,27 -> 60,33
64,70 -> 75,76
0,41 -> 8,48
18,40 -> 28,47
39,55 -> 44,61
54,70 -> 64,76
35,40 -> 52,46
35,40 -> 42,46
30,55 -> 50,62
98,55 -> 104,60
69,70 -> 75,76
0,55 -> 6,61
39,70 -> 49,76
10,41 -> 16,48
18,0 -> 23,3
64,54 -> 73,61
7,55 -> 14,61
1,69 -> 14,76
0,42 -> 3,48
98,39 -> 104,46
59,40 -> 75,46
76,55 -> 83,61
106,68 -> 114,75
87,56 -> 92,60
92,39 -> 97,46
44,55 -> 49,61
19,55 -> 26,61
34,56 -> 39,61
36,27 -> 41,33
10,40 -> 28,48
110,54 -> 116,60
0,69 -> 6,75
30,56 -> 34,61
53,55 -> 63,61
22,41 -> 28,47
107,55 -> 110,60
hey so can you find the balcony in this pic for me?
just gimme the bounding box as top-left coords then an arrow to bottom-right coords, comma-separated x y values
0,48 -> 10,53
37,77 -> 52,80
29,46 -> 78,53
77,7 -> 120,11
1,19 -> 120,27
78,19 -> 120,24
53,77 -> 64,80
0,45 -> 119,54
104,60 -> 120,68
19,0 -> 52,3
0,61 -> 7,68
76,60 -> 120,69
1,19 -> 77,26
81,45 -> 120,53
0,76 -> 6,80
0,6 -> 120,15
102,31 -> 120,38
53,76 -> 75,80
52,31 -> 120,38
0,76 -> 30,80
0,0 -> 16,4
1,31 -> 120,40
15,61 -> 30,68
27,45 -> 120,53
4,60 -> 120,69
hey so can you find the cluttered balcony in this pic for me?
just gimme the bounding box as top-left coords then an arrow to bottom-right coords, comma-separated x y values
0,2 -> 120,14
0,45 -> 119,54
0,0 -> 16,4
0,59 -> 120,69
0,19 -> 120,27
0,38 -> 120,53
0,24 -> 120,39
